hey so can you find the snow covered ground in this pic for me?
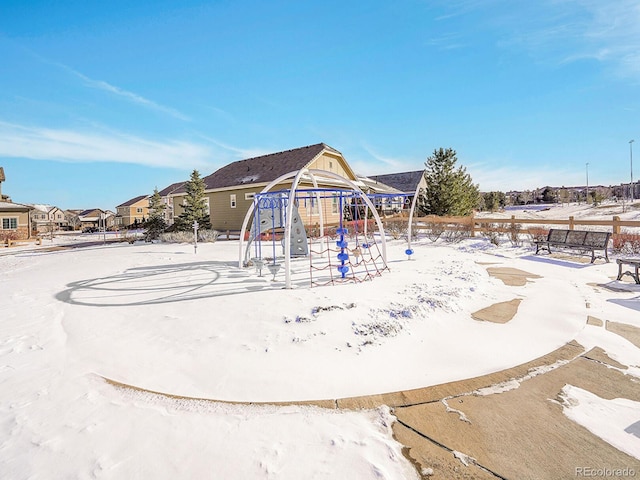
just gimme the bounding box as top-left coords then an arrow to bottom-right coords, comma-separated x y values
1,203 -> 639,478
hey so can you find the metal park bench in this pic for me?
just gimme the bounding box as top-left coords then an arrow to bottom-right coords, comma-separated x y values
534,229 -> 610,263
616,258 -> 640,284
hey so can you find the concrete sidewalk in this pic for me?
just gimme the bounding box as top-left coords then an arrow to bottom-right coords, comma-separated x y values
103,265 -> 640,479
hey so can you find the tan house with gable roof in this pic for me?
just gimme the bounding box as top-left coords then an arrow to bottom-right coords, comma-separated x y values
115,195 -> 150,228
0,167 -> 34,240
169,143 -> 363,231
0,201 -> 33,240
0,167 -> 8,201
29,205 -> 70,232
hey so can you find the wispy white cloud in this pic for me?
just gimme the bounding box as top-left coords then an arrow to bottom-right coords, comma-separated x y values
0,121 -> 213,169
518,1 -> 640,79
32,52 -> 191,121
424,32 -> 467,51
71,70 -> 192,121
359,143 -> 413,172
439,0 -> 640,81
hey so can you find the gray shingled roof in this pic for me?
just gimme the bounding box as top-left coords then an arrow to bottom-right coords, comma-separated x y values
158,182 -> 186,196
357,176 -> 402,194
78,208 -> 103,216
368,170 -> 425,193
117,195 -> 149,208
173,143 -> 337,194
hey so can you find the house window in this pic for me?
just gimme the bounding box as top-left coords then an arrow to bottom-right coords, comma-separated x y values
230,194 -> 237,208
332,195 -> 339,214
329,161 -> 333,170
2,218 -> 18,229
309,197 -> 319,215
136,208 -> 143,214
245,192 -> 255,201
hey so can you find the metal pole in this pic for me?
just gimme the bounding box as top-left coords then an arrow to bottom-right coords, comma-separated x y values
585,163 -> 589,205
630,139 -> 635,202
192,220 -> 199,254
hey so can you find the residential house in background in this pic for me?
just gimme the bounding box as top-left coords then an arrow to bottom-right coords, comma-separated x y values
65,209 -> 84,231
0,167 -> 33,240
29,205 -> 69,232
158,182 -> 185,226
115,195 -> 150,228
77,209 -> 105,231
168,143 -> 364,232
0,167 -> 9,201
0,201 -> 33,240
49,206 -> 68,229
104,211 -> 116,230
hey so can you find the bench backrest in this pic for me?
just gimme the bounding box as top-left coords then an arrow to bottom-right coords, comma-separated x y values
548,229 -> 569,243
583,231 -> 610,248
566,230 -> 588,245
547,229 -> 610,248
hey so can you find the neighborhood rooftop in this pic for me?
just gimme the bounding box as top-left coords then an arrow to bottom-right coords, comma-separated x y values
158,182 -> 186,196
175,143 -> 342,193
117,195 -> 149,208
368,170 -> 425,193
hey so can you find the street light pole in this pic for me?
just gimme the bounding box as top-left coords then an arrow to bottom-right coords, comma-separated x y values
630,139 -> 635,202
586,162 -> 589,205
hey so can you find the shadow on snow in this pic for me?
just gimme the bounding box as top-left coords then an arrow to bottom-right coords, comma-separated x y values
55,260 -> 299,307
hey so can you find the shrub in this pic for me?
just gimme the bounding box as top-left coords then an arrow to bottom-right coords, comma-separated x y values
424,221 -> 446,242
443,224 -> 472,243
0,231 -> 19,244
612,232 -> 640,255
384,219 -> 408,240
480,223 -> 501,246
508,222 -> 523,247
159,229 -> 219,244
527,227 -> 549,244
198,229 -> 219,242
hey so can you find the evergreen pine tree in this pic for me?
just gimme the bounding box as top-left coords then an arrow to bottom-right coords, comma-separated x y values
176,170 -> 211,231
423,148 -> 480,216
144,187 -> 167,241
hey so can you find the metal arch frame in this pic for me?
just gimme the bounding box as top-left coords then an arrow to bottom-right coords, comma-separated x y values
238,168 -> 388,289
407,171 -> 426,252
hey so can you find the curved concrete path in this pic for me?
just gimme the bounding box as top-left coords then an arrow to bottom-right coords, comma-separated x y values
100,266 -> 640,479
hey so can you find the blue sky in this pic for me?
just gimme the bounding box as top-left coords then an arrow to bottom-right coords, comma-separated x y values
1,0 -> 639,210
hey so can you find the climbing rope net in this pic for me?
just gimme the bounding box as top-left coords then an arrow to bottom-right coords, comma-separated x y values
305,190 -> 388,287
